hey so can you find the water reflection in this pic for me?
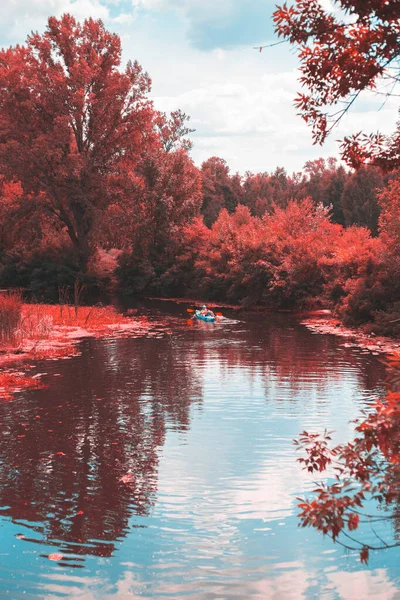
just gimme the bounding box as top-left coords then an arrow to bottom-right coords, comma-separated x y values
0,304 -> 397,599
0,334 -> 202,564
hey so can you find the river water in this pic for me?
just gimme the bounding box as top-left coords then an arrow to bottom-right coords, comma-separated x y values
0,301 -> 399,599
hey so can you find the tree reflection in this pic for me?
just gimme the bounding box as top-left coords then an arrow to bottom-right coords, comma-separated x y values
0,334 -> 202,562
200,313 -> 385,396
0,311 -> 386,565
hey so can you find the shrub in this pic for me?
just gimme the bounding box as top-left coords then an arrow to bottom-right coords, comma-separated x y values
369,302 -> 400,337
0,248 -> 107,304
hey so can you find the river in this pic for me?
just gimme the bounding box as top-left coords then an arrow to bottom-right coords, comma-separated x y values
0,300 -> 399,599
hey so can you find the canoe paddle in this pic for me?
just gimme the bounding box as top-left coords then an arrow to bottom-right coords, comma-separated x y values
186,308 -> 223,317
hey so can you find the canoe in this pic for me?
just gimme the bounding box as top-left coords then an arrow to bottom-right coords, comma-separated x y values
195,310 -> 216,323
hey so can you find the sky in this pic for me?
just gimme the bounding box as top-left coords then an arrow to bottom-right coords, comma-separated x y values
1,0 -> 398,175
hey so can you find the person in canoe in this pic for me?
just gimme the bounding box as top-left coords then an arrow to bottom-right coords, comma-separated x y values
199,305 -> 215,318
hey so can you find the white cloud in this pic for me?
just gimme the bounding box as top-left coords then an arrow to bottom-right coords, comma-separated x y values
1,0 -> 109,43
111,12 -> 135,24
327,569 -> 400,599
131,0 -> 277,50
133,0 -> 233,17
150,67 -> 325,173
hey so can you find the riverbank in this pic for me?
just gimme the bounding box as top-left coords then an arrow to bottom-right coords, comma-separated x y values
149,297 -> 400,356
0,303 -> 171,400
147,297 -> 400,360
1,299 -> 399,402
299,311 -> 400,356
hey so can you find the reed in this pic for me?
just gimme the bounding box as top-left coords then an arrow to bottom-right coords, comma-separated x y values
0,290 -> 23,344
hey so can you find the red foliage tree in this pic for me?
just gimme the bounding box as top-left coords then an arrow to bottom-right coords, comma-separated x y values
300,158 -> 349,225
182,198 -> 373,307
242,172 -> 274,217
0,14 -> 154,269
0,177 -> 65,254
115,145 -> 203,294
274,0 -> 400,169
132,147 -> 202,260
262,198 -> 342,306
154,109 -> 195,153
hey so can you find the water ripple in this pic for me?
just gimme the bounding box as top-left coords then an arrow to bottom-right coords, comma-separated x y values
0,307 -> 397,599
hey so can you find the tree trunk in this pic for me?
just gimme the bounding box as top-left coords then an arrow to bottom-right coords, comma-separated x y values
72,202 -> 92,272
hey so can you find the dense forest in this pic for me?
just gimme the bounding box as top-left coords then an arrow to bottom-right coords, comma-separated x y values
0,13 -> 399,337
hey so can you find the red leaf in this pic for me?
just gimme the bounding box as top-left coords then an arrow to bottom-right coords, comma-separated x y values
360,547 -> 369,564
48,553 -> 63,561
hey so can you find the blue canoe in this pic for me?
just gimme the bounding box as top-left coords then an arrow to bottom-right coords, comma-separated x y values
195,310 -> 216,323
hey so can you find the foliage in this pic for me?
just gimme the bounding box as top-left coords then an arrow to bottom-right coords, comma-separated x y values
274,0 -> 400,169
154,110 -> 195,153
0,14 -> 154,268
341,166 -> 383,234
168,199 -> 367,309
300,158 -> 348,225
379,174 -> 400,251
115,146 -> 203,295
116,174 -> 400,330
295,354 -> 400,564
0,245 -> 109,303
201,157 -> 241,226
199,156 -> 386,233
328,173 -> 400,331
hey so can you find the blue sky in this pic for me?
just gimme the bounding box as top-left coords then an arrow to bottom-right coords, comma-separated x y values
1,0 -> 398,174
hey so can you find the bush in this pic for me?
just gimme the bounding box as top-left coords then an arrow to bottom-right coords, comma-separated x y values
0,248 -> 107,304
337,252 -> 400,332
369,302 -> 400,337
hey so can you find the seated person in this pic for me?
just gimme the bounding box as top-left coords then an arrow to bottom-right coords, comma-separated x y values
199,305 -> 215,318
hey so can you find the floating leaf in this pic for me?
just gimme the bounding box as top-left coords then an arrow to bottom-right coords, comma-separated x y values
48,553 -> 63,561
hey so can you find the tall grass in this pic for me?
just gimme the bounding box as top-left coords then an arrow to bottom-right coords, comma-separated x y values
0,291 -> 22,344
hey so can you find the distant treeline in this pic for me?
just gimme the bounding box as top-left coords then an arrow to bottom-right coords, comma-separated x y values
200,156 -> 387,234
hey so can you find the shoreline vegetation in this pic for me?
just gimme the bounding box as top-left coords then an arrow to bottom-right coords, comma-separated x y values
0,293 -> 172,401
152,297 -> 400,354
1,291 -> 398,403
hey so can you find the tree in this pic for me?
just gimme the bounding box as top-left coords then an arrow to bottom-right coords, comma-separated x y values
321,164 -> 348,226
0,14 -> 154,269
301,158 -> 349,225
341,166 -> 384,234
116,146 -> 203,295
274,0 -> 400,169
154,109 -> 195,153
201,157 -> 240,226
242,172 -> 274,216
0,177 -> 64,254
262,198 -> 340,307
269,167 -> 291,207
133,148 -> 202,262
378,173 -> 400,251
